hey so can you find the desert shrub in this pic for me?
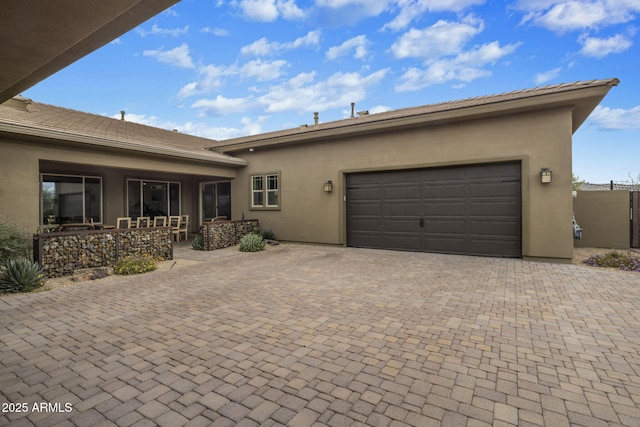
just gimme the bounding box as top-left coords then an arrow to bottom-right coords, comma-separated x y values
584,250 -> 640,272
262,229 -> 276,240
192,235 -> 204,251
0,258 -> 45,293
114,254 -> 158,275
0,222 -> 32,266
239,233 -> 265,252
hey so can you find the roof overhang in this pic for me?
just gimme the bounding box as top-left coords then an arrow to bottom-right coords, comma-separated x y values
0,121 -> 247,167
0,0 -> 180,103
215,79 -> 618,155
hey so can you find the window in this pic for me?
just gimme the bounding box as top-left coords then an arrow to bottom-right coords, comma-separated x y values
41,174 -> 102,224
127,179 -> 181,220
251,173 -> 280,209
201,181 -> 231,222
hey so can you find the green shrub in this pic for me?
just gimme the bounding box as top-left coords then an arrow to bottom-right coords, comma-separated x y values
262,229 -> 276,240
239,233 -> 265,252
0,258 -> 45,293
192,235 -> 204,251
0,222 -> 32,266
114,254 -> 158,275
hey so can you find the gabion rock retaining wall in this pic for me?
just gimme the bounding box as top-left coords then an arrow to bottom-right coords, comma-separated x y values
200,219 -> 259,250
34,227 -> 173,278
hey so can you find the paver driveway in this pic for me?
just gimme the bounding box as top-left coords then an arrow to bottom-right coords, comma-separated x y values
1,244 -> 640,426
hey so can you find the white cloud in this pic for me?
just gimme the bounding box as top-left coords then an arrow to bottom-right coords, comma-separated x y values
189,68 -> 389,117
326,35 -> 369,60
192,95 -> 252,115
241,30 -> 321,56
515,0 -> 640,33
589,105 -> 640,130
201,26 -> 230,36
534,67 -> 562,84
136,24 -> 189,37
178,59 -> 289,99
238,0 -> 279,21
277,0 -> 306,19
384,0 -> 486,31
233,0 -> 304,21
240,59 -> 289,81
143,43 -> 195,68
390,16 -> 484,60
114,110 -> 264,140
257,69 -> 389,113
396,41 -> 520,91
579,34 -> 633,57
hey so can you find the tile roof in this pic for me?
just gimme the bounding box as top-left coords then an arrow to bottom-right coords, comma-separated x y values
212,78 -> 619,150
0,97 -> 245,166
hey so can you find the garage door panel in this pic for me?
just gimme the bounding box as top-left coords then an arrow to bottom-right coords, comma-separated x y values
469,181 -> 520,197
349,187 -> 384,201
469,238 -> 520,256
468,200 -> 520,216
383,185 -> 420,200
423,236 -> 467,253
349,202 -> 382,216
384,202 -> 421,216
422,201 -> 466,216
347,162 -> 521,257
421,183 -> 466,198
348,216 -> 382,231
470,220 -> 521,236
384,218 -> 420,232
384,234 -> 421,250
422,218 -> 466,234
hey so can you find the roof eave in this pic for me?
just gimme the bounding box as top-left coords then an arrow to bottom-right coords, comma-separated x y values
0,122 -> 248,167
215,79 -> 618,154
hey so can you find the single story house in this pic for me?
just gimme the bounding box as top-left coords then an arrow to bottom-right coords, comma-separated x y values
0,78 -> 618,263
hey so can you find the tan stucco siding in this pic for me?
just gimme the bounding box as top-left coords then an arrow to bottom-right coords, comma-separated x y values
574,191 -> 630,249
232,108 -> 575,260
0,141 -> 41,232
1,138 -> 237,232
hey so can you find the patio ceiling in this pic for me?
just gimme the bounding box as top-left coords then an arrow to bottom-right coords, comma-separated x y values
0,0 -> 179,103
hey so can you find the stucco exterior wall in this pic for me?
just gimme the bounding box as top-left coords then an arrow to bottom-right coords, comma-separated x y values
574,191 -> 629,249
0,138 -> 237,233
231,108 -> 575,261
0,141 -> 41,232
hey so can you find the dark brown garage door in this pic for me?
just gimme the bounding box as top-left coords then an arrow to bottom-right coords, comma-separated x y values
347,162 -> 521,257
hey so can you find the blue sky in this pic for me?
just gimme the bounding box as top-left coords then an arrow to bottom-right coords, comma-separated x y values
23,0 -> 640,183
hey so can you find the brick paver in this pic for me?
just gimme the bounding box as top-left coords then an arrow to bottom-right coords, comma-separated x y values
2,243 -> 640,426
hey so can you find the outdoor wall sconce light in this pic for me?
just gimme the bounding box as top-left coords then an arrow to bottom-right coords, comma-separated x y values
540,168 -> 552,184
323,180 -> 333,193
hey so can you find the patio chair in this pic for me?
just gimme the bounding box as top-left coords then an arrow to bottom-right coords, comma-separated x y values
179,214 -> 189,241
168,215 -> 181,242
85,218 -> 96,229
136,216 -> 151,228
116,217 -> 131,229
153,216 -> 167,227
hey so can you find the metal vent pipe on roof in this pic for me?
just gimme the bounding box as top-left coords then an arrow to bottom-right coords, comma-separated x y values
314,112 -> 319,126
351,102 -> 355,118
120,110 -> 125,121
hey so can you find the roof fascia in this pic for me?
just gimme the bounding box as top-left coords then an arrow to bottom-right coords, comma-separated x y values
216,82 -> 615,154
0,122 -> 247,167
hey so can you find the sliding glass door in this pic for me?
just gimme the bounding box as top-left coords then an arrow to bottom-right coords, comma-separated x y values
127,179 -> 180,220
41,174 -> 102,224
201,181 -> 231,223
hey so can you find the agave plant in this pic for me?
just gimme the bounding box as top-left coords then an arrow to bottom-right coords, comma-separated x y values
0,258 -> 45,293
